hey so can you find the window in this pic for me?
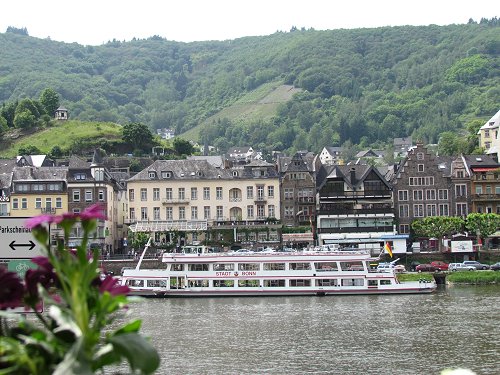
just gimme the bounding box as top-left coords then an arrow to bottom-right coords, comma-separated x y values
129,208 -> 135,220
191,187 -> 198,200
129,189 -> 135,201
141,207 -> 148,220
161,171 -> 171,179
267,186 -> 274,198
257,185 -> 264,200
456,170 -> 464,178
140,188 -> 147,201
12,198 -> 18,209
284,206 -> 294,218
438,189 -> 448,200
417,152 -> 424,160
56,197 -> 62,209
21,198 -> 28,209
414,204 -> 424,217
409,177 -> 434,186
413,190 -> 423,200
475,186 -> 483,194
35,198 -> 42,209
425,189 -> 436,200
179,207 -> 186,220
16,184 -> 29,192
216,187 -> 222,200
257,205 -> 265,218
75,173 -> 86,180
398,190 -> 408,201
399,204 -> 409,217
426,204 -> 436,216
166,207 -> 173,220
98,189 -> 105,201
153,188 -> 160,201
85,190 -> 93,202
148,171 -> 156,179
191,206 -> 198,220
438,204 -> 449,216
290,263 -> 311,270
178,188 -> 185,200
216,206 -> 223,219
455,184 -> 467,197
48,183 -> 61,191
73,190 -> 80,202
418,164 -> 424,172
203,187 -> 210,200
246,186 -> 253,199
456,203 -> 467,216
166,188 -> 173,200
284,188 -> 294,200
399,224 -> 410,234
32,184 -> 44,191
247,205 -> 254,218
268,205 -> 275,218
45,198 -> 52,209
204,206 -> 211,219
153,207 -> 160,220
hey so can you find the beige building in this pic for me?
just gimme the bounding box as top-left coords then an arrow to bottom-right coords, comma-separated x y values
127,159 -> 281,249
478,109 -> 500,153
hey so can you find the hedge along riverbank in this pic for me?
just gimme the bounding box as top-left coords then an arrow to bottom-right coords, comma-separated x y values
397,271 -> 500,284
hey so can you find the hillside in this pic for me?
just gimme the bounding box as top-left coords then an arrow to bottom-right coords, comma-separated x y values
1,21 -> 499,154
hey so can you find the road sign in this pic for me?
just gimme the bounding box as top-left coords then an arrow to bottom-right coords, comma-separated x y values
8,259 -> 37,278
0,217 -> 43,258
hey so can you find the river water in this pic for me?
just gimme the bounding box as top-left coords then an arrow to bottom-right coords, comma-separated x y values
115,285 -> 500,375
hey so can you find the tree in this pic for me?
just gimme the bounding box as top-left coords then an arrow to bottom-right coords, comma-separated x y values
15,98 -> 40,119
173,138 -> 195,156
18,144 -> 42,155
39,88 -> 60,117
13,111 -> 36,128
465,213 -> 500,248
411,216 -> 464,252
0,115 -> 8,134
122,122 -> 154,153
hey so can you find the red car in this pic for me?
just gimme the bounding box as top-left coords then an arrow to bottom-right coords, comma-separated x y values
430,261 -> 449,271
415,264 -> 438,272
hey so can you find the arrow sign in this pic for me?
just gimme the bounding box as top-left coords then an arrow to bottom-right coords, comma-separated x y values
9,240 -> 36,251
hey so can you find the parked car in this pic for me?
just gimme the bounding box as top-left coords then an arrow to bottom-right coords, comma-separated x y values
490,262 -> 500,271
415,264 -> 438,272
448,263 -> 476,272
430,261 -> 449,271
462,261 -> 490,270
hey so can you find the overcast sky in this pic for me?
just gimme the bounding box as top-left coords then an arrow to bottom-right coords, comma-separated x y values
1,0 -> 497,45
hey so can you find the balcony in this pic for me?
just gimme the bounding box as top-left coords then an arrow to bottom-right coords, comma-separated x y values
317,226 -> 394,234
162,198 -> 189,205
41,207 -> 56,214
254,195 -> 267,203
318,203 -> 393,216
297,196 -> 315,203
229,197 -> 242,202
473,193 -> 500,201
320,190 -> 391,199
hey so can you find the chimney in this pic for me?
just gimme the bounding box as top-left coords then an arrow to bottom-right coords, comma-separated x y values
350,167 -> 356,185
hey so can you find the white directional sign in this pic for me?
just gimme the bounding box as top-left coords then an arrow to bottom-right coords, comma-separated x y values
0,217 -> 43,258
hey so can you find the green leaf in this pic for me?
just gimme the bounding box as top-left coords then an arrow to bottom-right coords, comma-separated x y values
114,319 -> 142,334
53,339 -> 93,375
107,333 -> 160,374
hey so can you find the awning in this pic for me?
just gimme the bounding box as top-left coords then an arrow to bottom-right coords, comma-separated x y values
471,167 -> 498,172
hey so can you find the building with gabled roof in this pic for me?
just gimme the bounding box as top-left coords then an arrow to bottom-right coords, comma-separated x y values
319,146 -> 343,165
478,109 -> 500,156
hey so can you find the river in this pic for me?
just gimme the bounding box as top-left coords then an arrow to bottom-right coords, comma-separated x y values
115,285 -> 500,375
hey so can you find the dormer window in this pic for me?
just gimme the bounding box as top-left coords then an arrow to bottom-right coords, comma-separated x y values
161,171 -> 172,179
232,171 -> 238,177
148,171 -> 156,179
75,173 -> 86,180
417,152 -> 424,160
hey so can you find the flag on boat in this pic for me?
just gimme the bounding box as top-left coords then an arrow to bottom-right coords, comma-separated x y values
384,242 -> 393,257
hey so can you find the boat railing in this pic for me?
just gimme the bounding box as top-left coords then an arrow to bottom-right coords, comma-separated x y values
161,249 -> 372,259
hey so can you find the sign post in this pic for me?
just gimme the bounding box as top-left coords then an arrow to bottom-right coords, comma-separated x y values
0,217 -> 43,258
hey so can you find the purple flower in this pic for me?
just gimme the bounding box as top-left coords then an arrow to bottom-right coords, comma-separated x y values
31,256 -> 53,272
0,268 -> 24,310
98,275 -> 130,296
25,265 -> 59,302
80,204 -> 107,221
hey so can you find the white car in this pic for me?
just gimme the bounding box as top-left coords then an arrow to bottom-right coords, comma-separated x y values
448,263 -> 475,272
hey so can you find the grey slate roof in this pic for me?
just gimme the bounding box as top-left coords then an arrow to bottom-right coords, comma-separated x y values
12,166 -> 68,181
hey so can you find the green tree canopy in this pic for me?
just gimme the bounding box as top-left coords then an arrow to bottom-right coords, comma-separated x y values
465,213 -> 500,244
411,216 -> 465,251
122,122 -> 154,153
13,111 -> 36,128
173,138 -> 195,156
39,88 -> 60,117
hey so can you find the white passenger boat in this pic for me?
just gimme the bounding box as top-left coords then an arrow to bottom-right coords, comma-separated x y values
120,245 -> 436,297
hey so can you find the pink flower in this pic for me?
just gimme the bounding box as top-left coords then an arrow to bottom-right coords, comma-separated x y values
98,275 -> 130,296
25,265 -> 59,303
80,204 -> 107,221
0,268 -> 24,310
25,214 -> 56,229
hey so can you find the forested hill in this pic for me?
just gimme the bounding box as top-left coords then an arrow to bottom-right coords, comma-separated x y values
0,20 -> 499,155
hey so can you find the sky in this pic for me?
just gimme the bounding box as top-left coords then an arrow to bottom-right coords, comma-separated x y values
1,0 -> 497,45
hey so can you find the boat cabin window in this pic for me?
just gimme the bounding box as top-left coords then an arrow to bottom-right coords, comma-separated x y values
182,246 -> 208,254
263,263 -> 285,271
147,280 -> 167,288
214,263 -> 235,271
126,279 -> 144,287
213,280 -> 234,287
263,280 -> 285,287
380,280 -> 392,285
314,262 -> 338,271
188,264 -> 209,271
189,280 -> 209,287
170,277 -> 185,289
238,263 -> 260,271
289,262 -> 311,270
170,264 -> 184,271
341,279 -> 364,286
238,280 -> 259,287
368,280 -> 378,287
316,279 -> 338,287
339,262 -> 364,271
289,279 -> 311,287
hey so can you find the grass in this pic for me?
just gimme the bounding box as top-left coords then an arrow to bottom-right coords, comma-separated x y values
397,271 -> 500,284
0,120 -> 123,157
